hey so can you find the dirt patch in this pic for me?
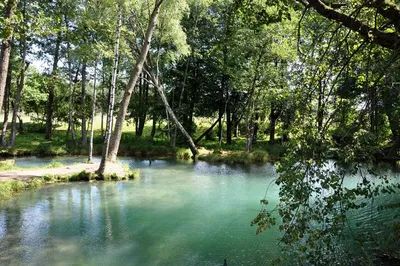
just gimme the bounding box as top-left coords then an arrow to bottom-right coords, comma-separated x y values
0,162 -> 128,182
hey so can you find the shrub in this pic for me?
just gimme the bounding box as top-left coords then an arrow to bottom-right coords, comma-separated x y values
46,161 -> 64,168
226,152 -> 251,164
35,143 -> 67,156
251,150 -> 269,163
69,171 -> 95,182
0,159 -> 16,171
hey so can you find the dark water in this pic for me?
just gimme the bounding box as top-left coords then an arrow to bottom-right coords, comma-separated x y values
0,159 -> 282,266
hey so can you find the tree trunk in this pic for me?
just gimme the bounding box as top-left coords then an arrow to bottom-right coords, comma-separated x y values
253,111 -> 259,144
1,62 -> 12,146
226,104 -> 232,145
150,112 -> 157,140
66,41 -> 77,145
9,37 -> 29,148
88,61 -> 98,163
218,107 -> 223,144
0,0 -> 17,117
150,73 -> 198,157
45,31 -> 62,140
81,59 -> 88,145
108,0 -> 164,163
246,113 -> 254,152
138,75 -> 149,136
317,80 -> 324,133
17,114 -> 23,134
269,103 -> 280,143
194,114 -> 223,145
135,73 -> 148,137
135,73 -> 143,136
97,4 -> 122,175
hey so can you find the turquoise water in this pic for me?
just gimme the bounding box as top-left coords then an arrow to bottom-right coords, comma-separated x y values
0,160 -> 282,265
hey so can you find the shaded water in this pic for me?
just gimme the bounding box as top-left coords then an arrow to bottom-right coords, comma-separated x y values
0,159 -> 281,266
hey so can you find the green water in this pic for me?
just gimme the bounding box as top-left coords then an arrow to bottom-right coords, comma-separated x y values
0,160 -> 281,266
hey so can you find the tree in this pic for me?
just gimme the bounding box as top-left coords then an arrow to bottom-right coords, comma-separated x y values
296,0 -> 400,50
88,60 -> 98,163
0,0 -> 18,118
108,0 -> 165,163
9,0 -> 29,147
97,1 -> 122,175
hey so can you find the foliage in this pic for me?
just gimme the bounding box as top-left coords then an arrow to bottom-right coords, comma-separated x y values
69,170 -> 95,182
175,148 -> 191,160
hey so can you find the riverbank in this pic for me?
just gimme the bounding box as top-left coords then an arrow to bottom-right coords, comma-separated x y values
0,162 -> 128,181
0,162 -> 136,200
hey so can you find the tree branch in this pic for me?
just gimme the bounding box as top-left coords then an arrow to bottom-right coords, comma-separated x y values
299,0 -> 400,50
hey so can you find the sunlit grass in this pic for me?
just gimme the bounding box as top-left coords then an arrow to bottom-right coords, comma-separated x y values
0,114 -> 287,162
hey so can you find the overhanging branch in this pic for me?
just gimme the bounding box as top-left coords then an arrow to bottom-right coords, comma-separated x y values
299,0 -> 400,50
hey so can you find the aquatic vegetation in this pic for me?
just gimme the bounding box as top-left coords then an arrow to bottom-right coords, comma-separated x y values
46,161 -> 64,168
0,178 -> 46,199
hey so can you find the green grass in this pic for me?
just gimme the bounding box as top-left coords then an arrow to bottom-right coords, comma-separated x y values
0,119 -> 287,163
0,166 -> 141,201
175,148 -> 191,160
198,149 -> 278,165
0,178 -> 47,200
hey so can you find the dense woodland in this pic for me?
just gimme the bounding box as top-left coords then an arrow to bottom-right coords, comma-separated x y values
1,0 -> 400,264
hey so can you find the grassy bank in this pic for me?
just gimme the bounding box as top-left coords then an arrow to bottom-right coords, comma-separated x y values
0,167 -> 140,201
0,121 -> 287,165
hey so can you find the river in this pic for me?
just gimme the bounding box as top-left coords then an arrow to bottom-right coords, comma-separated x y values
0,157 -> 398,265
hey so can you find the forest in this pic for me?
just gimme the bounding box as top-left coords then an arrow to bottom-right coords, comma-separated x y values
1,0 -> 400,265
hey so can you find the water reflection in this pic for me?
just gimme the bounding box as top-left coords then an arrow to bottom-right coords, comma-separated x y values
0,159 -> 397,265
0,161 -> 279,265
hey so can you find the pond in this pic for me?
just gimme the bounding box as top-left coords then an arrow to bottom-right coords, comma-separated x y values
0,158 -> 398,265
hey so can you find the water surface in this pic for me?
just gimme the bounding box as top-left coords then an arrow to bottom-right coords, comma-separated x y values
0,160 -> 281,266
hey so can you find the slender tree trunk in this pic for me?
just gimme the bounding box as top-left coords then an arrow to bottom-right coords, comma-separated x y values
246,101 -> 255,153
269,117 -> 276,142
45,31 -> 62,140
1,62 -> 12,146
8,4 -> 28,147
88,60 -> 98,163
232,112 -> 241,138
173,54 -> 191,145
135,73 -> 143,136
150,112 -> 157,140
0,0 -> 17,117
218,108 -> 223,144
9,36 -> 28,148
138,74 -> 149,136
97,4 -> 122,175
194,113 -> 223,144
135,73 -> 148,137
17,114 -> 22,134
66,41 -> 77,145
282,118 -> 290,142
269,103 -> 280,143
253,111 -> 259,144
317,79 -> 324,133
226,104 -> 232,145
150,73 -> 198,157
108,0 -> 164,163
81,59 -> 88,145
